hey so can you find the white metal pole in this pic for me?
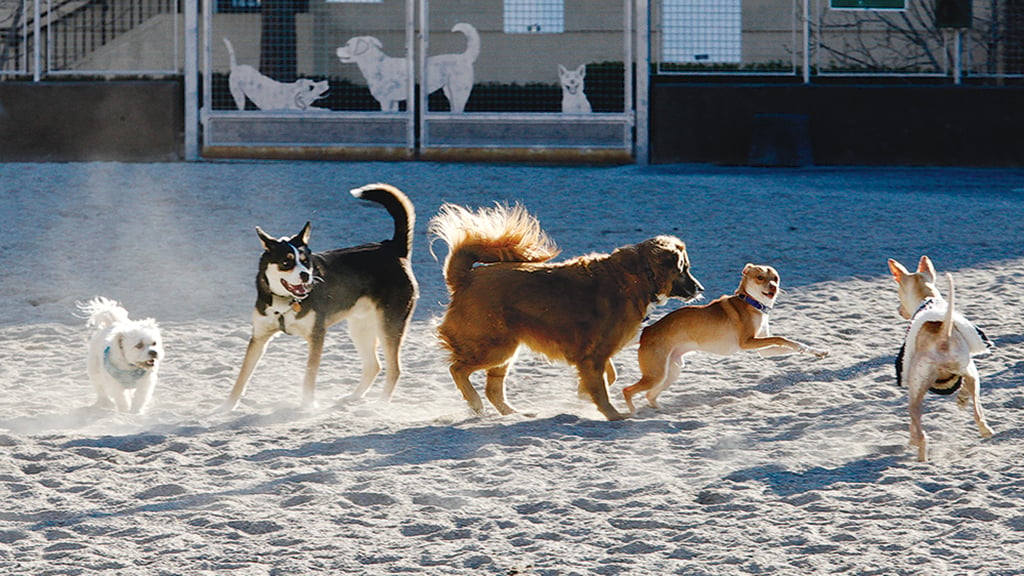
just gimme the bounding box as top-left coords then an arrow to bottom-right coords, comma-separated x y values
418,0 -> 427,149
406,0 -> 415,152
635,0 -> 649,165
33,0 -> 41,80
954,29 -> 962,85
184,0 -> 199,160
803,0 -> 810,84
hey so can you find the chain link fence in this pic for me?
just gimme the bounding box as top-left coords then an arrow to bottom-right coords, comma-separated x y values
6,0 -> 1022,80
200,0 -> 636,156
653,0 -> 1024,80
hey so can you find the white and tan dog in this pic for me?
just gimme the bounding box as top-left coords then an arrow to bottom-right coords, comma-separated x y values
623,263 -> 828,413
558,64 -> 591,114
224,38 -> 329,111
888,256 -> 993,461
79,297 -> 163,414
336,23 -> 479,113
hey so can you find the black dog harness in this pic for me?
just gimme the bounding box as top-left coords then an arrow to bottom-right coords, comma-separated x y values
894,299 -> 990,395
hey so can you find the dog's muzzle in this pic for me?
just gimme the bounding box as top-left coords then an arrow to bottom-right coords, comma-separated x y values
282,278 -> 311,298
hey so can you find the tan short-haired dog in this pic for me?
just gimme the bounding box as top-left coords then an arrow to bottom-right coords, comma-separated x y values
623,263 -> 828,413
888,256 -> 993,461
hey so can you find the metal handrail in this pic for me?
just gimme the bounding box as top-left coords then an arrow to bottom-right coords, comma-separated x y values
1,0 -> 177,75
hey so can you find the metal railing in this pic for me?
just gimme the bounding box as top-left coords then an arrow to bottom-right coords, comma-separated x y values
653,0 -> 1024,82
1,0 -> 179,78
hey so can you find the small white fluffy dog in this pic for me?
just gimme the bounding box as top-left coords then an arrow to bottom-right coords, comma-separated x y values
79,297 -> 163,414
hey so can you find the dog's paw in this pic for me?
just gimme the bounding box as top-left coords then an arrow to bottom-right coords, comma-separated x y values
603,409 -> 630,422
807,347 -> 829,359
216,399 -> 241,413
337,393 -> 367,406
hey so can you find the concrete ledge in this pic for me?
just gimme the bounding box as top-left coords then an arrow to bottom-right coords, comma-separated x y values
651,82 -> 1024,167
0,81 -> 183,162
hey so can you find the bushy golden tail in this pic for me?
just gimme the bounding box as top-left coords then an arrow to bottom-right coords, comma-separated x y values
428,203 -> 559,293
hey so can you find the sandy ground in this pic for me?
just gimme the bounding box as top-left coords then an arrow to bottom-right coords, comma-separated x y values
1,161 -> 1023,575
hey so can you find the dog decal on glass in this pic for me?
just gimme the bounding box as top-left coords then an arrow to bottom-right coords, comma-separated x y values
336,23 -> 479,113
559,64 -> 591,114
224,38 -> 330,111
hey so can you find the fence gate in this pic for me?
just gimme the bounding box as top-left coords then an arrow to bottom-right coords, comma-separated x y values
199,0 -> 639,161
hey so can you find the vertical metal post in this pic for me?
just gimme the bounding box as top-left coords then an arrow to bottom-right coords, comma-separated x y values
953,29 -> 962,84
803,0 -> 810,84
418,0 -> 427,150
184,0 -> 199,160
406,0 -> 415,153
635,0 -> 649,165
33,0 -> 41,80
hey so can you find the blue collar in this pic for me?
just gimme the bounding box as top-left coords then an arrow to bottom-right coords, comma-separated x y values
103,346 -> 150,390
740,293 -> 770,314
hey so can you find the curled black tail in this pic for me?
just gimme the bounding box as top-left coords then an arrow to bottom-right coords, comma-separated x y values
350,183 -> 416,258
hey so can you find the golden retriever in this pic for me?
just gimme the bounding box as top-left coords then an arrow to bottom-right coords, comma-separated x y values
429,203 -> 704,420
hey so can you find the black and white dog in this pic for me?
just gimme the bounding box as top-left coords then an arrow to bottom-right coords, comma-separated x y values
223,183 -> 419,411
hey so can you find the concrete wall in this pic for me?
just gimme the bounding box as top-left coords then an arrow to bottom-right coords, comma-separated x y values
0,81 -> 183,161
3,79 -> 1023,165
650,82 -> 1024,166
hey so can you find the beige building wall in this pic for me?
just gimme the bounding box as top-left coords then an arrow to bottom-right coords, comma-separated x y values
66,0 -> 989,79
78,0 -> 632,84
313,0 -> 630,85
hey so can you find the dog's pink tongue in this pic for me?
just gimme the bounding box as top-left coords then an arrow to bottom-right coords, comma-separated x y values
283,280 -> 309,296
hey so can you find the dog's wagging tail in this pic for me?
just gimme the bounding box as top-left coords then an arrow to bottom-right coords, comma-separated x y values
350,183 -> 415,259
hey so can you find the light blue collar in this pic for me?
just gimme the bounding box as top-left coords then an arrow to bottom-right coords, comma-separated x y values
103,346 -> 150,390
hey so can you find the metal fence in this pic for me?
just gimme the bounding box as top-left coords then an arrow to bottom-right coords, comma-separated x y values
653,0 -> 1024,80
4,0 -> 1022,161
4,0 -> 1023,81
201,0 -> 638,159
0,0 -> 179,78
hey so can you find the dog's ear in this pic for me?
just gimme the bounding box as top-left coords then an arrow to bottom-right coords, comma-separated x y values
558,64 -> 568,76
916,255 -> 936,279
743,263 -> 755,275
256,226 -> 277,251
888,258 -> 909,282
576,64 -> 586,77
354,37 -> 381,56
292,222 -> 311,246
